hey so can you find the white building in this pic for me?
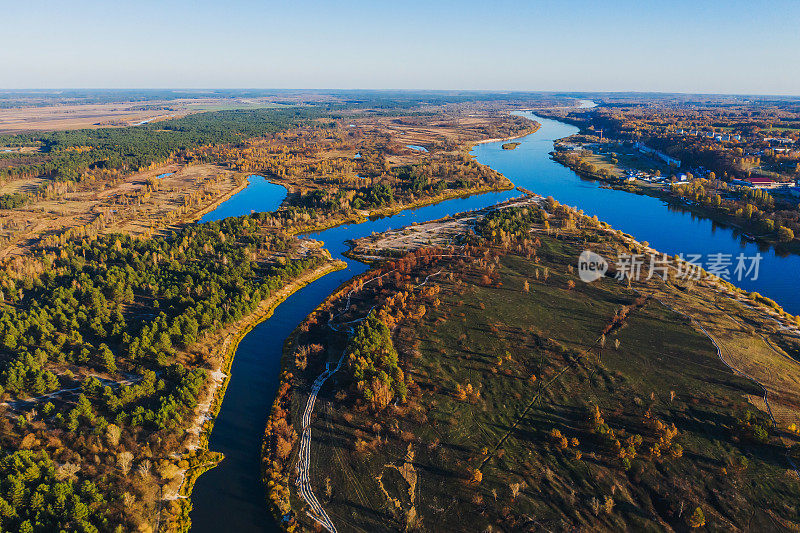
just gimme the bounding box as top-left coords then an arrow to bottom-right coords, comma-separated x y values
632,141 -> 681,167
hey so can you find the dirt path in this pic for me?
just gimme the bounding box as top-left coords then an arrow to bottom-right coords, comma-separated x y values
1,372 -> 144,413
296,357 -> 344,533
293,268 -> 390,532
651,294 -> 800,477
294,263 -> 444,532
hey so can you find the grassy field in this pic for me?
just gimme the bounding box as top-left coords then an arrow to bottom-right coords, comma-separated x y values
576,145 -> 674,178
0,98 -> 287,133
0,163 -> 245,257
281,210 -> 800,532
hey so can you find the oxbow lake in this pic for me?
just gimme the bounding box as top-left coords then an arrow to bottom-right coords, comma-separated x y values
198,175 -> 287,224
189,108 -> 800,532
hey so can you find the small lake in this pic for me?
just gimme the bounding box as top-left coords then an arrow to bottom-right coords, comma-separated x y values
189,106 -> 800,532
406,144 -> 428,152
198,175 -> 287,224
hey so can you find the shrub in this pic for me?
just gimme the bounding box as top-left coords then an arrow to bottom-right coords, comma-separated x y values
688,506 -> 706,528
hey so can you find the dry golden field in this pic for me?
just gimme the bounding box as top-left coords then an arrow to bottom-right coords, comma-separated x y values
0,97 -> 286,133
0,163 -> 245,257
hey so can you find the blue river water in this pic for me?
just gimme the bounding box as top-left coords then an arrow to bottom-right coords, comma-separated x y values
490,112 -> 800,313
189,111 -> 800,532
199,175 -> 288,223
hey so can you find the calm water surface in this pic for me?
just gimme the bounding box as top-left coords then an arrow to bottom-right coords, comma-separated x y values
189,110 -> 800,532
488,112 -> 800,313
199,175 -> 287,223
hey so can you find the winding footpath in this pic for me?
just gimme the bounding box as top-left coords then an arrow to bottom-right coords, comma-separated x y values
296,357 -> 344,533
293,265 -> 445,532
293,267 -> 397,532
1,372 -> 144,413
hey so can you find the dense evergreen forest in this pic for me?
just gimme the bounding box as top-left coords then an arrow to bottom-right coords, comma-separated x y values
0,108 -> 328,182
0,211 -> 327,531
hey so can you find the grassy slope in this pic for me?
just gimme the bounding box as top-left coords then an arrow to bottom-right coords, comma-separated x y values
291,234 -> 800,532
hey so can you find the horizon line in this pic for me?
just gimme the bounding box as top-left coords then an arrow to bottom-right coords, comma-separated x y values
1,88 -> 799,99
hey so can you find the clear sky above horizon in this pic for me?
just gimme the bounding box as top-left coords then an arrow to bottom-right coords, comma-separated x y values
3,0 -> 799,95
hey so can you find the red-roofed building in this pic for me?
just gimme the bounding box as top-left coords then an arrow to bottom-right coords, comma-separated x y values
746,176 -> 778,189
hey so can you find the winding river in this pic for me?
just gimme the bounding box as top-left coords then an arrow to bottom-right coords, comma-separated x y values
189,107 -> 800,532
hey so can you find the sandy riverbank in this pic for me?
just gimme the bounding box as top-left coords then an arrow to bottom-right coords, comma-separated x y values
159,260 -> 347,529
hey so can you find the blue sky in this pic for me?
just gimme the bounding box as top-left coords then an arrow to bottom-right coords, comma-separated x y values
3,0 -> 799,94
